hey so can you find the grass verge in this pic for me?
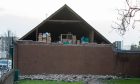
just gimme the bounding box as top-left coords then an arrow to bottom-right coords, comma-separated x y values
103,78 -> 140,84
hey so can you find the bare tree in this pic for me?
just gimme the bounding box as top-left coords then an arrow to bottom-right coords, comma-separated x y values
113,0 -> 140,35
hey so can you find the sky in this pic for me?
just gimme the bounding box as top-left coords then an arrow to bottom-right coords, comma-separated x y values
0,0 -> 140,46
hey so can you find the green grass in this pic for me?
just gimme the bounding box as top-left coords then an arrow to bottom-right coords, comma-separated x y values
16,80 -> 84,84
103,78 -> 140,84
16,78 -> 140,84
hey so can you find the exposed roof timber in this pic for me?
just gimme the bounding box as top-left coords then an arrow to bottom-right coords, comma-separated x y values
76,18 -> 111,44
47,4 -> 82,20
20,19 -> 46,40
20,4 -> 111,44
56,5 -> 111,43
20,4 -> 83,40
83,22 -> 111,44
46,20 -> 83,23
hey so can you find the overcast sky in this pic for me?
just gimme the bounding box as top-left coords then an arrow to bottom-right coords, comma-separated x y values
0,0 -> 140,45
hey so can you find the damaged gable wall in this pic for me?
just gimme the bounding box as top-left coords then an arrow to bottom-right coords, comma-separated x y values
20,5 -> 111,44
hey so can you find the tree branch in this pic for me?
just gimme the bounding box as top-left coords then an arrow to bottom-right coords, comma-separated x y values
113,0 -> 140,35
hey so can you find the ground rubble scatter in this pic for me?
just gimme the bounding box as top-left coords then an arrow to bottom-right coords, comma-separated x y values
20,74 -> 119,82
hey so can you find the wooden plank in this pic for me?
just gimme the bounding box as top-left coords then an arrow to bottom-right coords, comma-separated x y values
36,28 -> 38,41
89,30 -> 94,42
46,20 -> 82,23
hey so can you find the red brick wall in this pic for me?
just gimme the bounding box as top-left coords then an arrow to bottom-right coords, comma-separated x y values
115,53 -> 140,76
14,41 -> 140,76
14,42 -> 115,75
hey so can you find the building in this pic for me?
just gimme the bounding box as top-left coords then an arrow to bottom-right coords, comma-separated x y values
14,5 -> 140,76
0,36 -> 8,58
113,41 -> 123,50
0,35 -> 15,58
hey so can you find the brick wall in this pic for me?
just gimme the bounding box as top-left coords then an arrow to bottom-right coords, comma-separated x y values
14,42 -> 115,75
14,41 -> 140,76
115,53 -> 140,76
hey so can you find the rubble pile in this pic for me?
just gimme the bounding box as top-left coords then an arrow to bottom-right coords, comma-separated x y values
20,74 -> 119,82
